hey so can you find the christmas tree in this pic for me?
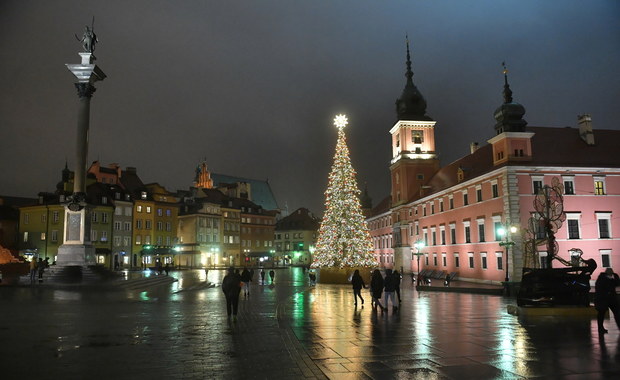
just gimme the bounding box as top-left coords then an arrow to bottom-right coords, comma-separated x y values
311,115 -> 377,268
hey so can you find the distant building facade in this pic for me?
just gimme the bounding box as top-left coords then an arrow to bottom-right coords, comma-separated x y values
275,208 -> 320,266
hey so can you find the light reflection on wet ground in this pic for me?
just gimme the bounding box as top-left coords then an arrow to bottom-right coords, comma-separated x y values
1,267 -> 619,379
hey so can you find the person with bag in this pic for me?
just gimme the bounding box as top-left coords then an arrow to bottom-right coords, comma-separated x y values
222,267 -> 242,320
594,267 -> 620,334
350,270 -> 366,307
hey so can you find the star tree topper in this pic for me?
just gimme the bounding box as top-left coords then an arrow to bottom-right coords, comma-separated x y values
334,114 -> 348,130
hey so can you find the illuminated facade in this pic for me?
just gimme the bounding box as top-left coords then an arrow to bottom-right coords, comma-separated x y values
275,208 -> 320,266
368,43 -> 620,284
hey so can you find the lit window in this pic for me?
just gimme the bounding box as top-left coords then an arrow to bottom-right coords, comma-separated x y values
137,205 -> 142,213
146,206 -> 151,213
594,177 -> 606,195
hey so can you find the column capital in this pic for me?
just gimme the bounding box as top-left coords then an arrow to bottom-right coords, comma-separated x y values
75,83 -> 96,98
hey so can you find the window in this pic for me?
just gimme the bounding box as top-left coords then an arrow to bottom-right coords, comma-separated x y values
23,232 -> 28,242
481,252 -> 487,269
156,236 -> 162,245
439,200 -> 444,212
463,221 -> 471,243
425,255 -> 429,266
102,196 -> 107,205
496,251 -> 503,270
146,206 -> 152,213
597,213 -> 611,239
532,178 -> 543,195
431,204 -> 435,214
41,214 -> 47,223
433,254 -> 438,266
463,191 -> 469,206
24,213 -> 29,224
600,250 -> 611,268
135,235 -> 141,245
53,211 -> 59,223
123,236 -> 130,247
567,213 -> 581,239
477,220 -> 486,243
137,205 -> 143,213
136,219 -> 142,229
40,232 -> 46,241
114,236 -> 121,247
91,230 -> 97,241
114,221 -> 121,230
431,229 -> 437,245
594,177 -> 606,195
140,191 -> 147,200
449,196 -> 454,210
125,207 -> 132,216
492,181 -> 499,198
157,208 -> 163,216
454,253 -> 460,268
145,235 -> 151,244
468,253 -> 474,268
450,224 -> 456,244
493,219 -> 502,241
157,221 -> 163,231
145,220 -> 152,230
423,230 -> 428,246
124,222 -> 131,231
423,206 -> 427,216
115,207 -> 122,216
442,254 -> 447,267
166,209 -> 172,217
92,212 -> 98,222
440,227 -> 446,245
563,177 -> 575,195
476,186 -> 482,202
412,131 -> 423,144
102,213 -> 108,223
101,231 -> 107,242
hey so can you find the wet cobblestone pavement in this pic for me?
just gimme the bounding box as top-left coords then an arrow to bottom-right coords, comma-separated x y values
1,267 -> 619,379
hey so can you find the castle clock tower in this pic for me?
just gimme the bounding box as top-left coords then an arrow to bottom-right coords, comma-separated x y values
389,39 -> 439,207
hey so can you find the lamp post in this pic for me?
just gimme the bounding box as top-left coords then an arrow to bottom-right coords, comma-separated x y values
413,240 -> 425,281
497,224 -> 518,283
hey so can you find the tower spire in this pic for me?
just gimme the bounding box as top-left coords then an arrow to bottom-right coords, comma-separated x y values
493,61 -> 527,134
395,35 -> 431,121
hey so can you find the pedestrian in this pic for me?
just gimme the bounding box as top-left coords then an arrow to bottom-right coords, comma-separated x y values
594,268 -> 620,334
37,258 -> 45,283
222,267 -> 242,319
164,263 -> 170,276
241,267 -> 251,297
351,269 -> 366,307
383,269 -> 398,311
29,258 -> 38,283
370,269 -> 386,312
269,269 -> 275,284
260,269 -> 266,284
393,269 -> 402,303
157,260 -> 163,275
204,267 -> 209,281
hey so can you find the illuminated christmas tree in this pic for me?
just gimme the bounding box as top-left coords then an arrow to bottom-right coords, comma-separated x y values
311,115 -> 377,268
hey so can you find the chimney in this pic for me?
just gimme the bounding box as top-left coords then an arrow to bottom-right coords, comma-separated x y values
470,142 -> 479,154
577,114 -> 595,145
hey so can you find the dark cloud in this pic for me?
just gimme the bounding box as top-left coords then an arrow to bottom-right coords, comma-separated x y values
1,1 -> 619,215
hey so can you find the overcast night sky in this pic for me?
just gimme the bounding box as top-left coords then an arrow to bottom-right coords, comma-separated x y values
1,1 -> 619,215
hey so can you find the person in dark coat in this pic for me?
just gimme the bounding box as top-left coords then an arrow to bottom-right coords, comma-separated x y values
241,268 -> 251,297
594,267 -> 620,334
393,270 -> 402,303
370,269 -> 386,312
260,269 -> 266,284
383,269 -> 398,311
269,270 -> 275,284
222,267 -> 242,319
351,270 -> 366,306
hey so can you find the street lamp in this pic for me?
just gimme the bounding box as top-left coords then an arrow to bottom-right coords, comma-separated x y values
497,224 -> 518,283
413,240 -> 425,280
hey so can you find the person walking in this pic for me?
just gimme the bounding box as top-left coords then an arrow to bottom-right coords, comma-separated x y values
594,268 -> 620,334
351,269 -> 366,307
29,258 -> 38,284
260,269 -> 266,284
269,270 -> 275,284
241,267 -> 251,297
383,269 -> 398,312
393,269 -> 402,304
222,267 -> 242,319
37,258 -> 45,284
370,269 -> 386,312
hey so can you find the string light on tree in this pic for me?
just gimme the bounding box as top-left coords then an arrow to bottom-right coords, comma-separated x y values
311,114 -> 376,269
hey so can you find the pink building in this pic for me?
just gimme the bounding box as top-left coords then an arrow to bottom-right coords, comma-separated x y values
367,44 -> 620,284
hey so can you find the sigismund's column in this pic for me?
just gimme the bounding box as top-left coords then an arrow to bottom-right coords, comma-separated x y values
56,25 -> 106,266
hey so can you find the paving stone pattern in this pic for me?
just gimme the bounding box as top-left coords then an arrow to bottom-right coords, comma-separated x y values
1,268 -> 619,379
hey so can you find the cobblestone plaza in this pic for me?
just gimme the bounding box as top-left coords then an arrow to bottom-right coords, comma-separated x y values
1,268 -> 619,379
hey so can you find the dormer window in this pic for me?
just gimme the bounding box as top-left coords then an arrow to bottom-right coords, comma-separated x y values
141,191 -> 147,200
102,196 -> 107,205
